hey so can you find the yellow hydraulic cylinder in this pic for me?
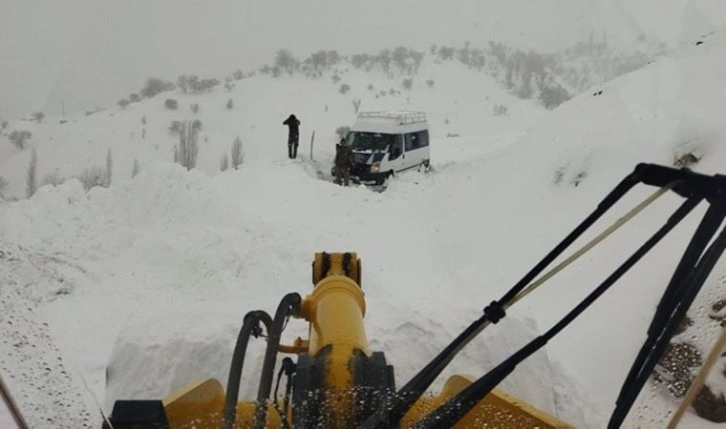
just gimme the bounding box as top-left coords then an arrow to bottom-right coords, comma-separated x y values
299,252 -> 370,426
302,252 -> 369,359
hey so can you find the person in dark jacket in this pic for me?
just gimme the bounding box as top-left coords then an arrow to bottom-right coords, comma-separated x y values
283,114 -> 301,159
334,138 -> 353,186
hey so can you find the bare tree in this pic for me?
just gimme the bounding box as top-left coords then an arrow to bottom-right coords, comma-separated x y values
352,99 -> 361,113
26,149 -> 37,198
105,148 -> 113,187
77,166 -> 106,191
492,104 -> 509,116
539,85 -> 570,109
132,159 -> 140,178
118,99 -> 130,109
9,130 -> 32,150
226,98 -> 234,110
275,49 -> 297,74
169,120 -> 183,134
176,121 -> 199,170
220,153 -> 229,171
32,112 -> 45,123
177,75 -> 189,93
140,78 -> 175,98
231,136 -> 243,169
0,175 -> 7,199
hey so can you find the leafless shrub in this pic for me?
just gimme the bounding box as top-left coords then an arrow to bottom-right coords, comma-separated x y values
492,104 -> 509,116
105,148 -> 113,187
41,172 -> 65,187
77,166 -> 106,191
26,149 -> 37,197
175,121 -> 199,170
132,159 -> 140,178
539,85 -> 570,109
169,121 -> 183,134
9,130 -> 32,149
231,136 -> 243,169
0,176 -> 8,199
220,153 -> 229,171
140,78 -> 175,98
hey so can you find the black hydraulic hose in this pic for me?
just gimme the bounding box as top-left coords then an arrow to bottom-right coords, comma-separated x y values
649,203 -> 726,336
360,172 -> 641,429
223,310 -> 273,429
612,201 -> 724,415
253,293 -> 301,429
283,371 -> 294,419
414,197 -> 700,429
272,357 -> 295,429
609,207 -> 726,428
272,362 -> 290,429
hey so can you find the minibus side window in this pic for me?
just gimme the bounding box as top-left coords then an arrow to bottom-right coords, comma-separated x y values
418,130 -> 429,147
390,135 -> 404,160
405,131 -> 428,150
404,133 -> 417,151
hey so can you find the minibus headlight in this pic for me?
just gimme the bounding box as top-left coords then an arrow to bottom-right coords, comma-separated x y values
370,162 -> 381,173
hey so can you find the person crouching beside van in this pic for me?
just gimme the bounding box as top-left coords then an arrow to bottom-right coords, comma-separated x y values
334,138 -> 353,186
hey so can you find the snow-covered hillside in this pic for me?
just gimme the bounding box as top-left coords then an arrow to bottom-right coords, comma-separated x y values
0,58 -> 545,201
2,31 -> 726,429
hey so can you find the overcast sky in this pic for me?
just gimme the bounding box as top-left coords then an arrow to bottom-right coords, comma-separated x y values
1,0 -> 724,119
